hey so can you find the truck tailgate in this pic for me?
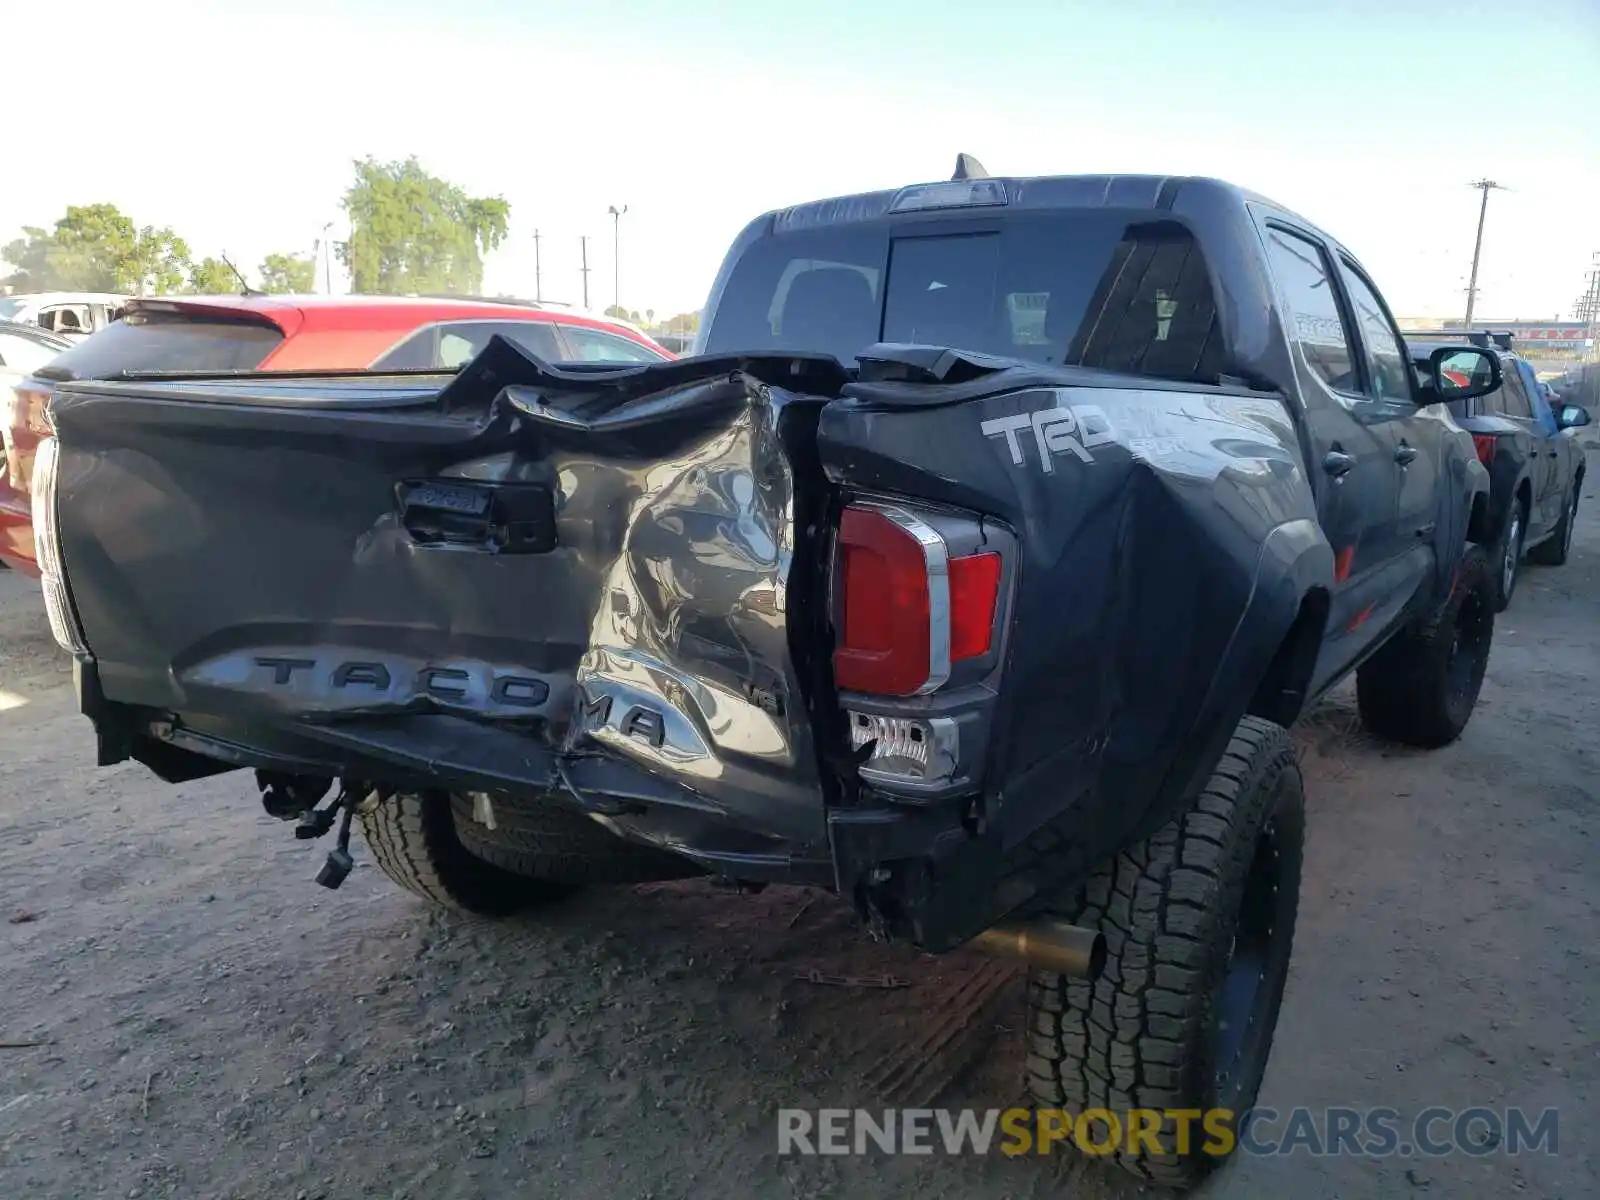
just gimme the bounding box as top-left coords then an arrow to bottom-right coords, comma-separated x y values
47,347 -> 845,857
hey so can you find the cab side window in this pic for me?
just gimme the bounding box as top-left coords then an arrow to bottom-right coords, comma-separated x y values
1338,264 -> 1412,404
1494,359 -> 1534,418
1263,228 -> 1359,395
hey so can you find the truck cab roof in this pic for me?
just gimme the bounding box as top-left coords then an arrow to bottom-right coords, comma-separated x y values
698,170 -> 1351,392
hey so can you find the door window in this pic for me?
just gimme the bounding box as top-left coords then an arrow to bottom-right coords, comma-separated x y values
1517,360 -> 1558,435
1263,228 -> 1358,394
40,304 -> 91,335
370,320 -> 565,370
1338,264 -> 1413,404
561,326 -> 664,363
1494,359 -> 1533,418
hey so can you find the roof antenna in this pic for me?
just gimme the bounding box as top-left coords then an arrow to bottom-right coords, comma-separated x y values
220,252 -> 264,296
952,153 -> 989,181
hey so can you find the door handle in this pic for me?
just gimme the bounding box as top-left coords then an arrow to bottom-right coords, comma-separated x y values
1394,443 -> 1418,466
1323,451 -> 1356,478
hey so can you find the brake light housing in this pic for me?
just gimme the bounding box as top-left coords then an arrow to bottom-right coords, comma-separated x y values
833,502 -> 1008,698
1471,433 -> 1496,467
830,500 -> 1015,797
30,434 -> 90,658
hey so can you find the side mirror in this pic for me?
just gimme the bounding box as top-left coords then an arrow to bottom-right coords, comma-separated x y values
1557,404 -> 1592,430
1429,346 -> 1501,401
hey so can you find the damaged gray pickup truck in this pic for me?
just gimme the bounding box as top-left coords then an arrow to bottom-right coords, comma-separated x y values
36,163 -> 1503,1187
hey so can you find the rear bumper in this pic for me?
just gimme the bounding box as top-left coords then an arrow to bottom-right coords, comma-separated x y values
71,655 -> 1008,950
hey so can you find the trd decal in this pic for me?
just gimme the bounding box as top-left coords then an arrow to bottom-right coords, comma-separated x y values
981,403 -> 1115,472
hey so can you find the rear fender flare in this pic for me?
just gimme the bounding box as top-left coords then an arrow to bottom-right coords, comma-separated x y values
1165,518 -> 1332,806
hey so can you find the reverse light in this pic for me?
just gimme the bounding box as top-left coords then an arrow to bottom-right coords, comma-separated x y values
847,711 -> 958,787
1471,434 -> 1496,467
834,503 -> 1002,697
29,435 -> 89,657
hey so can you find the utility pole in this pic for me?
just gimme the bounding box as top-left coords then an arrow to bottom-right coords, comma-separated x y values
1462,178 -> 1505,329
579,236 -> 591,311
1578,253 -> 1600,363
533,229 -> 542,303
320,222 -> 333,294
607,205 -> 628,311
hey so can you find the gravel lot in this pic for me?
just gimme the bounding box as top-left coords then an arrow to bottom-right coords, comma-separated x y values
2,459 -> 1598,1199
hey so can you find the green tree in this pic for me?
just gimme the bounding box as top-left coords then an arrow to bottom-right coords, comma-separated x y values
337,157 -> 510,294
188,257 -> 240,294
1,204 -> 190,294
662,311 -> 700,335
125,227 -> 191,295
259,251 -> 316,293
1,227 -> 62,291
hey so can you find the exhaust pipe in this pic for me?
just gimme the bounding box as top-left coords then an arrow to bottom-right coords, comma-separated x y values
970,917 -> 1107,979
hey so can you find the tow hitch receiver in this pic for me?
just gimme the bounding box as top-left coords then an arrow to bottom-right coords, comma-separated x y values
970,917 -> 1106,979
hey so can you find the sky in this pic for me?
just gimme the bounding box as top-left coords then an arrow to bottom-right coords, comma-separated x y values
7,0 -> 1598,321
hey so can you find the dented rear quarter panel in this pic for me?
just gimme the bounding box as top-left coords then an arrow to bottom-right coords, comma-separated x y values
818,374 -> 1330,941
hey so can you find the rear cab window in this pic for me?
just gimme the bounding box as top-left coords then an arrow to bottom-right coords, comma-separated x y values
33,311 -> 284,381
701,211 -> 1226,383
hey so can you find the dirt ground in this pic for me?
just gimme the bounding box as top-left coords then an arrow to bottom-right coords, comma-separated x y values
3,462 -> 1598,1200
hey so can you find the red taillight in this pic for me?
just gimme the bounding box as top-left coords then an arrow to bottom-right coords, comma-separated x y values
834,505 -> 1002,697
1472,434 -> 1496,466
949,551 -> 1001,660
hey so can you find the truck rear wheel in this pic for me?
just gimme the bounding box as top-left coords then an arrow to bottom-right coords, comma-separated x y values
447,791 -> 700,885
1025,715 -> 1304,1190
1491,499 -> 1525,610
359,790 -> 574,916
1355,544 -> 1494,748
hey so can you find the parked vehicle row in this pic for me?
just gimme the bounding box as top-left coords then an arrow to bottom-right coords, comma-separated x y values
34,161 -> 1520,1190
1404,330 -> 1591,608
0,294 -> 670,573
0,291 -> 129,338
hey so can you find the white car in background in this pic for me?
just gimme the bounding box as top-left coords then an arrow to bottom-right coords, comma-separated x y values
0,292 -> 131,339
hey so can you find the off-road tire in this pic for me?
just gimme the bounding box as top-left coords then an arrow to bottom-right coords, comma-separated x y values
1355,544 -> 1494,747
1025,716 -> 1304,1190
448,791 -> 699,885
1527,480 -> 1580,566
1491,499 -> 1525,610
359,790 -> 574,916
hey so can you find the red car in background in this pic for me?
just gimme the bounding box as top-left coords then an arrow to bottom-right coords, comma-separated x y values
0,294 -> 670,573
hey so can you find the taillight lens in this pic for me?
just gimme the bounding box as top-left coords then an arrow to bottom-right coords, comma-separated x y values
30,435 -> 89,657
1472,434 -> 1496,466
948,551 -> 1001,660
834,504 -> 1002,696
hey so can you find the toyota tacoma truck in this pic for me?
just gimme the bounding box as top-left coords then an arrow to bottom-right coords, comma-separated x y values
35,161 -> 1502,1188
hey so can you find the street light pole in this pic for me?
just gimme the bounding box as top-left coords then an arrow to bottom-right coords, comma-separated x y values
579,236 -> 591,311
608,205 -> 628,311
1462,179 -> 1505,329
533,229 -> 542,303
